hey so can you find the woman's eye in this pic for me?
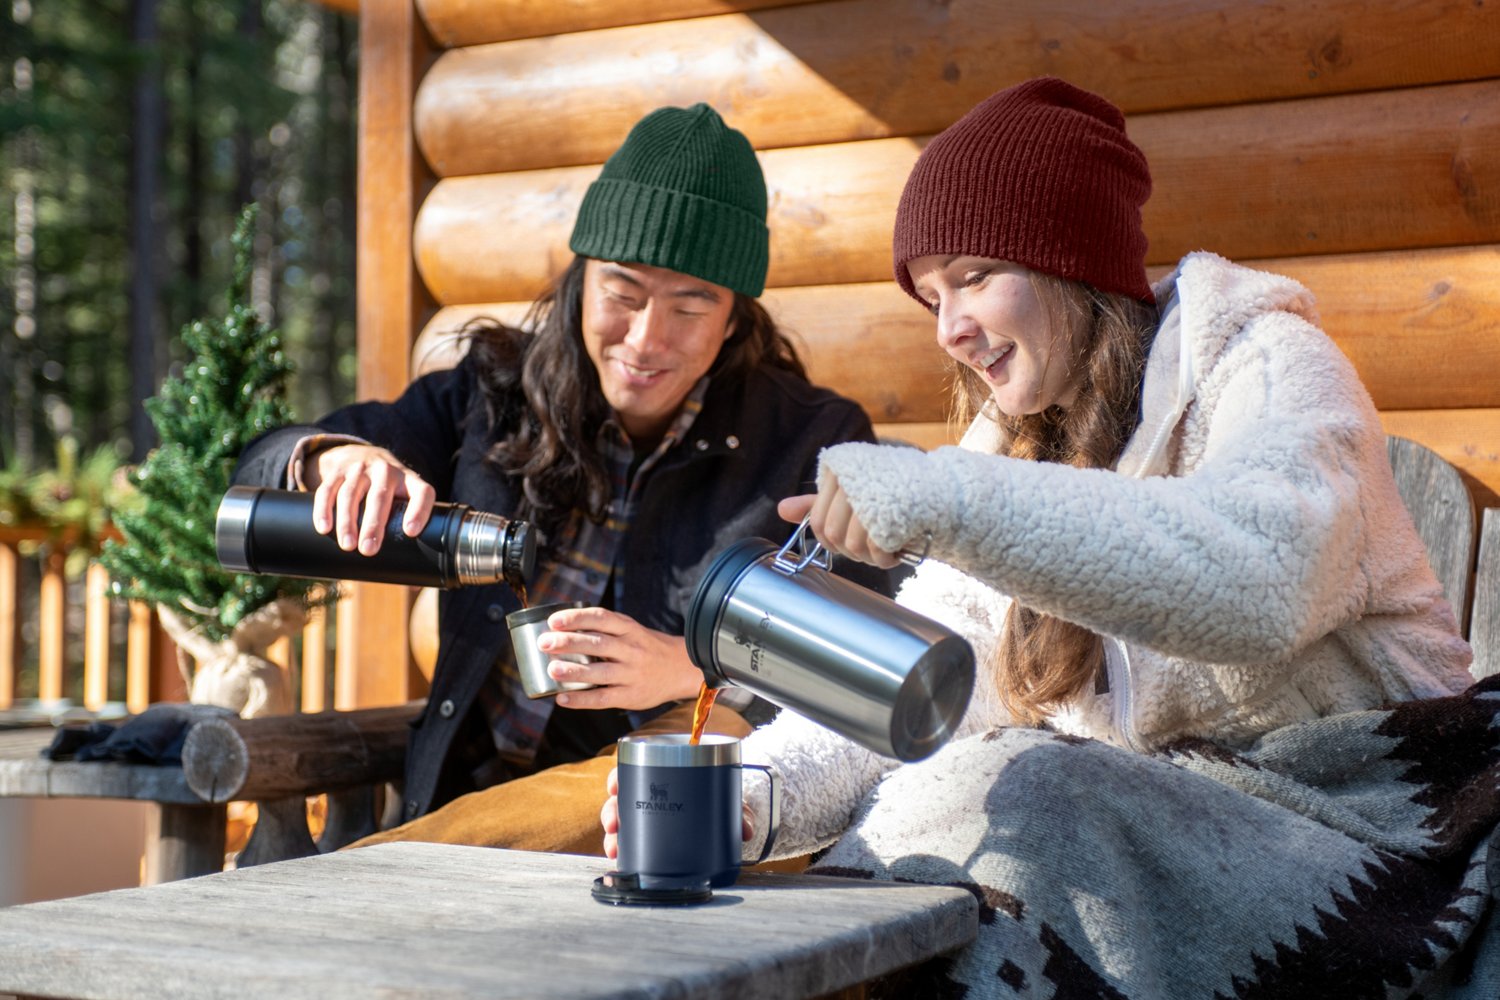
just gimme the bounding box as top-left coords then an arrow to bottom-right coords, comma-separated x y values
962,269 -> 991,288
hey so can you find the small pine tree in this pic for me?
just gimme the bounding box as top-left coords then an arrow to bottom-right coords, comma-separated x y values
101,205 -> 328,645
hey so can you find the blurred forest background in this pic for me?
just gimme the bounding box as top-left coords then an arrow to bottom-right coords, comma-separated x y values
1,0 -> 359,476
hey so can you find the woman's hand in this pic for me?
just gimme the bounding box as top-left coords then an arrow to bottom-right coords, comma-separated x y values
307,444 -> 436,556
600,766 -> 754,860
602,768 -> 621,859
542,607 -> 704,711
777,475 -> 900,569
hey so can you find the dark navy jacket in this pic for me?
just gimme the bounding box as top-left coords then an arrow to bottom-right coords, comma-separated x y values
234,355 -> 894,820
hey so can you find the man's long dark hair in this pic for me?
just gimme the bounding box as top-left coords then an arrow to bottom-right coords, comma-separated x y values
464,256 -> 807,542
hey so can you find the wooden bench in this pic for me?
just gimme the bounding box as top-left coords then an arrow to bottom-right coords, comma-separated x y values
1388,436 -> 1499,679
0,701 -> 421,882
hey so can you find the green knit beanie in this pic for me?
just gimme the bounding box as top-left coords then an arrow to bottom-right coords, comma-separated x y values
569,103 -> 769,298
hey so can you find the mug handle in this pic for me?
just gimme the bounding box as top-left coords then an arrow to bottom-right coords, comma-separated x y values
739,763 -> 780,864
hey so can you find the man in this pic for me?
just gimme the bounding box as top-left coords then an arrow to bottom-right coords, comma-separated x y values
233,103 -> 892,849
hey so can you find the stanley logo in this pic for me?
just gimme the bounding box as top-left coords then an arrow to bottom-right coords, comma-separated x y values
635,781 -> 684,812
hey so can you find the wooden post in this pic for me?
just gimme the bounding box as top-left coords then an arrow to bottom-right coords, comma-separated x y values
300,600 -> 328,713
125,600 -> 156,713
0,542 -> 16,708
83,562 -> 112,709
142,802 -> 228,884
347,0 -> 436,708
155,620 -> 189,704
37,547 -> 66,703
266,634 -> 293,707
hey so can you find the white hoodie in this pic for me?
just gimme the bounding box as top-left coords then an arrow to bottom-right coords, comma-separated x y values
741,252 -> 1474,860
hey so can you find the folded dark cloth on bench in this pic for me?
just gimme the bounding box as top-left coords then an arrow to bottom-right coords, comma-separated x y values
43,703 -> 236,764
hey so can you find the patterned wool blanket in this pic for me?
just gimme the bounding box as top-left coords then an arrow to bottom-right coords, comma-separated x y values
810,675 -> 1500,999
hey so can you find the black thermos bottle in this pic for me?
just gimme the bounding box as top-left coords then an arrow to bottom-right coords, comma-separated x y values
215,485 -> 537,588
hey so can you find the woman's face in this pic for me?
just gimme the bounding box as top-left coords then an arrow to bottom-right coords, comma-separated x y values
580,258 -> 735,446
906,255 -> 1088,417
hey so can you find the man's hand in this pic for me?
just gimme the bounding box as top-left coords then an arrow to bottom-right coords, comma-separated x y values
542,607 -> 704,710
308,443 -> 436,556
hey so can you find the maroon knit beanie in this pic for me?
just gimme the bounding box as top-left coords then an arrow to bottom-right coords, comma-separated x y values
893,77 -> 1154,304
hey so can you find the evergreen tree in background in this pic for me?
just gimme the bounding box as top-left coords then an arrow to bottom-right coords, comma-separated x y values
100,205 -> 325,643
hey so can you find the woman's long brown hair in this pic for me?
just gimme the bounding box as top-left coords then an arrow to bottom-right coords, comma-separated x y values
947,274 -> 1157,725
463,256 -> 807,545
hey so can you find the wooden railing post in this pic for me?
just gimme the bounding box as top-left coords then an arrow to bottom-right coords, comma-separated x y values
125,599 -> 156,713
37,547 -> 66,703
0,542 -> 16,709
301,597 -> 328,713
83,562 -> 112,709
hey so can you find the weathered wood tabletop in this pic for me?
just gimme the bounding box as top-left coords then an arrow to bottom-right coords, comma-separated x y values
0,842 -> 978,1000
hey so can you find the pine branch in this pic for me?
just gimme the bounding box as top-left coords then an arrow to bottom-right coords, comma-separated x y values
100,204 -> 334,643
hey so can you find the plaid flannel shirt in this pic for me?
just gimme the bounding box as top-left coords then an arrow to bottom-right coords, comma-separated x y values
475,379 -> 710,772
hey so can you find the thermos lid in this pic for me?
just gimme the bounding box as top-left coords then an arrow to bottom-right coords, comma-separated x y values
685,537 -> 776,680
506,520 -> 538,584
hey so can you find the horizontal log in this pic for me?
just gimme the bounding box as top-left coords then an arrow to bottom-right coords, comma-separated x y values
418,245 -> 1500,418
416,0 -> 824,47
413,0 -> 1500,175
413,82 -> 1500,304
1140,82 -> 1500,264
1265,246 -> 1500,411
181,701 -> 423,804
874,422 -> 951,451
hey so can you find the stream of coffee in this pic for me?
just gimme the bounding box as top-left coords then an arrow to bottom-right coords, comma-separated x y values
688,682 -> 720,745
507,576 -> 529,610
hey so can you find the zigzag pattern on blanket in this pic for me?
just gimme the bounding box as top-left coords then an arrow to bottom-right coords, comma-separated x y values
805,678 -> 1500,999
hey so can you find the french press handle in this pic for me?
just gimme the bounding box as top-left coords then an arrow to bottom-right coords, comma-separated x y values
774,515 -> 928,575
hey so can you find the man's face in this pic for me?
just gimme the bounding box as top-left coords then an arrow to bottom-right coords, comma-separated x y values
579,258 -> 736,446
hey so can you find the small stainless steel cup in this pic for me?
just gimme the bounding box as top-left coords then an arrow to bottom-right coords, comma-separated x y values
506,601 -> 594,699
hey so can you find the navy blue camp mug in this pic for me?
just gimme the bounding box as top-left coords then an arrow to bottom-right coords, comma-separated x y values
615,733 -> 779,894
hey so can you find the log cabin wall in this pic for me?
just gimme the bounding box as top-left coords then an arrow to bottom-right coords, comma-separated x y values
350,0 -> 1500,704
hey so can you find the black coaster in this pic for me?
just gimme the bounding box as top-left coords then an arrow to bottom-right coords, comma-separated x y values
591,871 -> 712,906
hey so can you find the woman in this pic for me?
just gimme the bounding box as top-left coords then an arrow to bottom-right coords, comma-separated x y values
604,79 -> 1500,997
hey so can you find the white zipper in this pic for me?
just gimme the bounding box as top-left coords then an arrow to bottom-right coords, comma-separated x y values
1107,638 -> 1147,754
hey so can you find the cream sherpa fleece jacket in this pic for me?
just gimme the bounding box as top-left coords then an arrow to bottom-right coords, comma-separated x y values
740,251 -> 1474,861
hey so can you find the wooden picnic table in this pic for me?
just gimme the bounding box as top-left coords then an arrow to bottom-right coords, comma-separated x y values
0,842 -> 978,999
